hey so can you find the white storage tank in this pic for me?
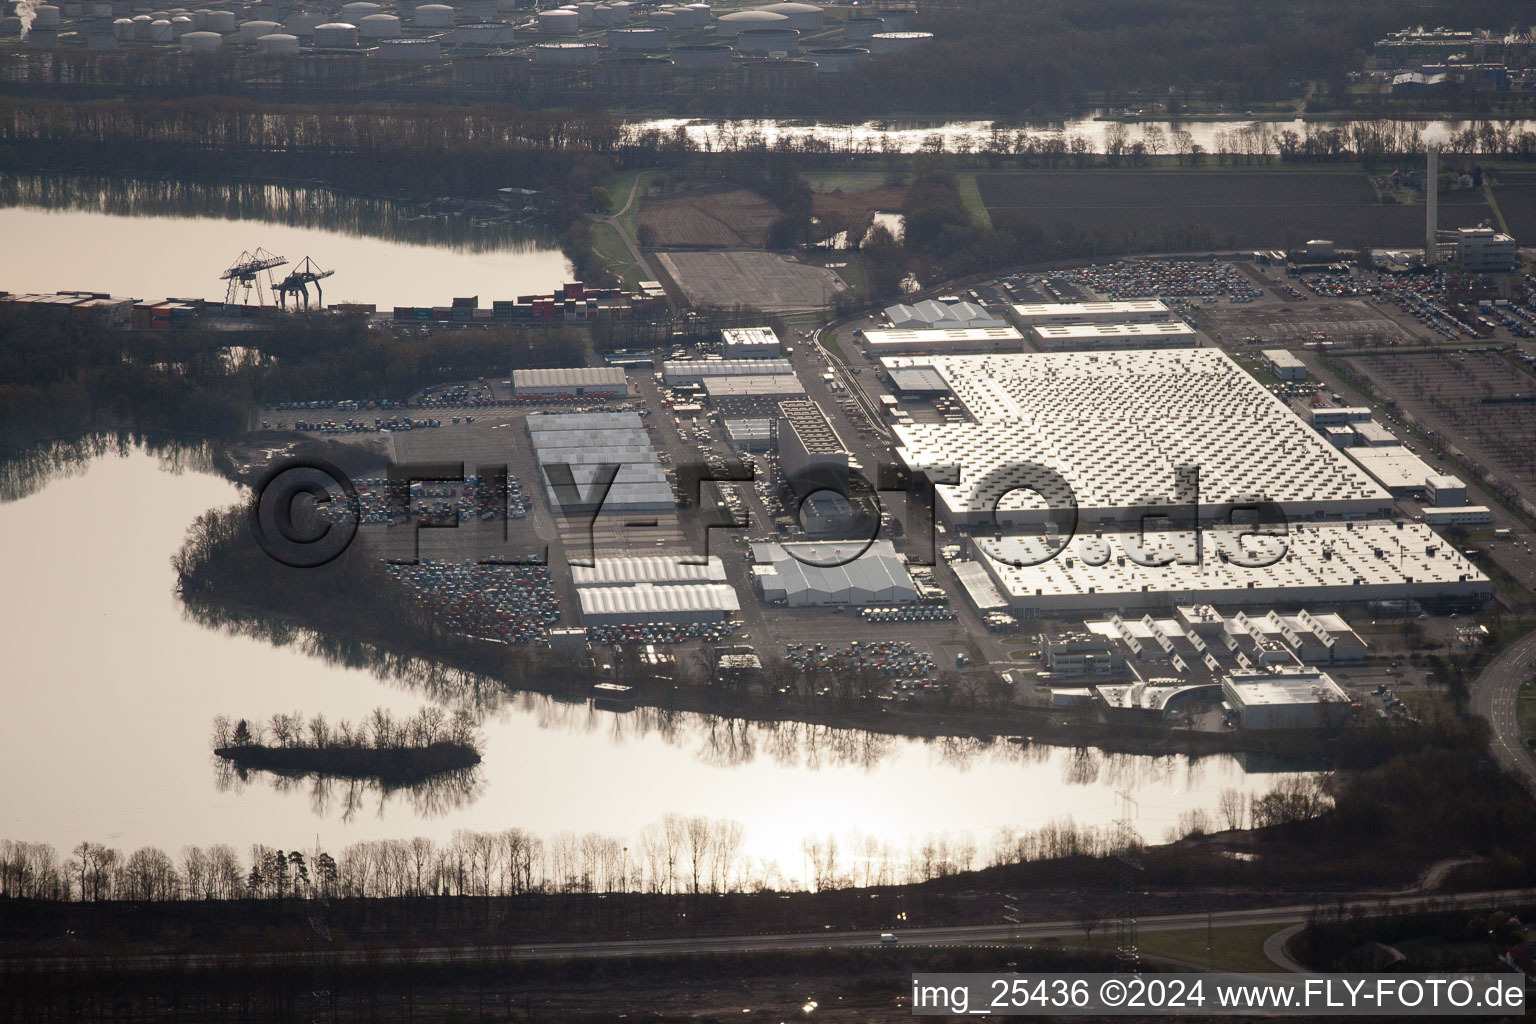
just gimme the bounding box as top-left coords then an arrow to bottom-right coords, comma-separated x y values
760,1 -> 818,31
358,13 -> 399,36
453,20 -> 512,44
238,18 -> 279,41
841,15 -> 879,41
668,40 -> 728,67
284,10 -> 321,34
806,44 -> 864,72
170,14 -> 193,35
255,29 -> 298,53
684,2 -> 709,25
312,20 -> 357,45
203,9 -> 235,31
531,38 -> 599,63
149,17 -> 173,40
867,29 -> 929,54
735,25 -> 796,53
373,35 -> 441,58
149,10 -> 170,21
608,25 -> 664,49
191,8 -> 211,28
112,16 -> 134,38
878,7 -> 913,30
339,1 -> 380,18
714,8 -> 785,37
34,4 -> 61,28
412,2 -> 452,26
607,0 -> 629,21
537,7 -> 576,33
646,9 -> 675,30
574,0 -> 595,23
180,27 -> 222,49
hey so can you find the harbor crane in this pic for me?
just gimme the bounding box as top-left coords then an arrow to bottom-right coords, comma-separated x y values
220,248 -> 287,306
276,256 -> 336,311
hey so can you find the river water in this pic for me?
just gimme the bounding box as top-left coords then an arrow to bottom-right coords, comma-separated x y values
0,178 -> 573,308
0,446 -> 1307,885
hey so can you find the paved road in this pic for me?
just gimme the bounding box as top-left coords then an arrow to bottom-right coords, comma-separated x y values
8,888 -> 1535,975
1471,628 -> 1536,790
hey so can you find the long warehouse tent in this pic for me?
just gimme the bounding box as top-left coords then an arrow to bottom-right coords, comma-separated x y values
578,584 -> 741,625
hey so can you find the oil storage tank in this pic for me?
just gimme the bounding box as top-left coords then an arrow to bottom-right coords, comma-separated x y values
256,30 -> 299,53
842,15 -> 879,41
867,29 -> 929,54
806,44 -> 865,71
714,8 -> 784,37
760,1 -> 819,31
358,12 -> 400,37
284,10 -> 321,35
594,53 -> 672,88
413,3 -> 453,27
877,7 -> 913,30
735,25 -> 796,53
237,18 -> 279,41
537,7 -> 577,33
179,27 -> 221,49
608,24 -> 665,49
454,21 -> 514,44
531,38 -> 599,63
203,8 -> 234,31
739,55 -> 812,87
373,35 -> 441,58
339,1 -> 379,20
312,20 -> 358,45
149,17 -> 173,40
669,40 -> 728,67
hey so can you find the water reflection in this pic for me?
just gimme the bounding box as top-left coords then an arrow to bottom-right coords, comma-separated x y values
0,174 -> 559,255
0,431 -> 221,503
213,756 -> 484,823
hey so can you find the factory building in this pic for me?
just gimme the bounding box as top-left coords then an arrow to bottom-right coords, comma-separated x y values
1456,226 -> 1518,272
1031,321 -> 1198,351
1422,506 -> 1493,526
751,539 -> 918,606
1352,421 -> 1400,447
1221,667 -> 1351,731
1039,632 -> 1125,677
861,326 -> 1026,355
883,298 -> 1007,330
1343,445 -> 1444,498
526,411 -> 673,514
777,398 -> 849,495
701,375 -> 805,401
1263,349 -> 1309,381
972,520 -> 1489,615
889,349 -> 1394,531
662,358 -> 795,385
577,584 -> 740,625
720,326 -> 782,358
1009,299 -> 1172,327
570,555 -> 727,587
724,417 -> 775,449
1426,474 -> 1468,507
512,366 -> 628,396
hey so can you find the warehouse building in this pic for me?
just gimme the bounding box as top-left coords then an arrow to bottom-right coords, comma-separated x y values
663,358 -> 795,385
721,326 -> 782,358
1221,667 -> 1351,731
702,374 -> 805,400
861,326 -> 1025,355
1456,226 -> 1518,273
1009,298 -> 1172,327
1422,506 -> 1492,526
883,298 -> 1007,330
513,366 -> 628,396
751,539 -> 918,606
885,365 -> 951,395
527,411 -> 673,514
724,417 -> 775,449
1263,349 -> 1309,381
777,398 -> 849,495
570,555 -> 727,587
1343,445 -> 1443,498
577,583 -> 741,625
1039,631 -> 1125,676
1426,474 -> 1467,507
888,349 -> 1393,530
973,520 -> 1489,615
1031,321 -> 1198,351
1352,421 -> 1400,447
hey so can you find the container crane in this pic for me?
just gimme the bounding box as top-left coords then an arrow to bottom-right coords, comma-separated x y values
221,248 -> 288,306
276,256 -> 336,310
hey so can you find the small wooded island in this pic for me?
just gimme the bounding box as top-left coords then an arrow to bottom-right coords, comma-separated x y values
212,707 -> 481,786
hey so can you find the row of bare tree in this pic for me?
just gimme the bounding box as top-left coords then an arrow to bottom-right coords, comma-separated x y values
210,706 -> 476,752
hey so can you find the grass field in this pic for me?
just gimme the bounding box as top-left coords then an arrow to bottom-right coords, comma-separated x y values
589,221 -> 646,291
1083,924 -> 1283,973
802,170 -> 894,194
975,171 -> 1494,248
635,186 -> 779,248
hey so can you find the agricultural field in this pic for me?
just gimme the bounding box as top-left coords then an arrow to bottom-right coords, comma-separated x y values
1202,300 -> 1417,347
634,185 -> 779,248
1340,348 -> 1536,512
976,171 -> 1495,249
656,250 -> 846,310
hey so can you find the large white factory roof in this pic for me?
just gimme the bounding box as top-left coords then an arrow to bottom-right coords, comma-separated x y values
887,349 -> 1392,524
862,326 -> 1025,351
513,367 -> 627,391
577,583 -> 741,617
974,520 -> 1489,612
1344,445 -> 1441,493
527,411 -> 672,513
1031,321 -> 1197,349
1261,349 -> 1308,371
702,375 -> 805,398
570,555 -> 727,586
1010,299 -> 1171,324
1224,668 -> 1347,708
884,299 -> 1007,330
752,539 -> 918,606
721,326 -> 781,350
663,358 -> 795,382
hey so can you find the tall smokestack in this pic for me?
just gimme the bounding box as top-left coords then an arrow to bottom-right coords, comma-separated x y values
1425,145 -> 1439,265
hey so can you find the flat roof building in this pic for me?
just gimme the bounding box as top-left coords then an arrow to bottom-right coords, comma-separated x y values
570,555 -> 727,587
885,299 -> 1007,330
702,374 -> 805,399
751,539 -> 918,606
1456,226 -> 1517,273
1222,667 -> 1351,730
1426,474 -> 1467,507
721,326 -> 782,358
1344,445 -> 1442,497
526,411 -> 673,514
861,326 -> 1025,355
1422,505 -> 1492,526
1352,421 -> 1400,447
1010,298 -> 1172,327
1031,321 -> 1198,351
777,398 -> 849,494
513,366 -> 628,395
1263,349 -> 1309,380
577,583 -> 740,625
663,358 -> 795,385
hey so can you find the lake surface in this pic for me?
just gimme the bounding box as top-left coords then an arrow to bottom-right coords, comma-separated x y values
0,178 -> 572,308
0,446 -> 1306,886
631,115 -> 1536,154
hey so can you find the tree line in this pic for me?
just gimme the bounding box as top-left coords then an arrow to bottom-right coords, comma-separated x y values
212,707 -> 478,753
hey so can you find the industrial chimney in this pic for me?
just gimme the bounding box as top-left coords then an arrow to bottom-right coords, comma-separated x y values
1425,144 -> 1439,265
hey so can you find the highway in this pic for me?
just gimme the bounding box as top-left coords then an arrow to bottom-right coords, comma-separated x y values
1472,628 -> 1536,790
7,887 -> 1536,976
